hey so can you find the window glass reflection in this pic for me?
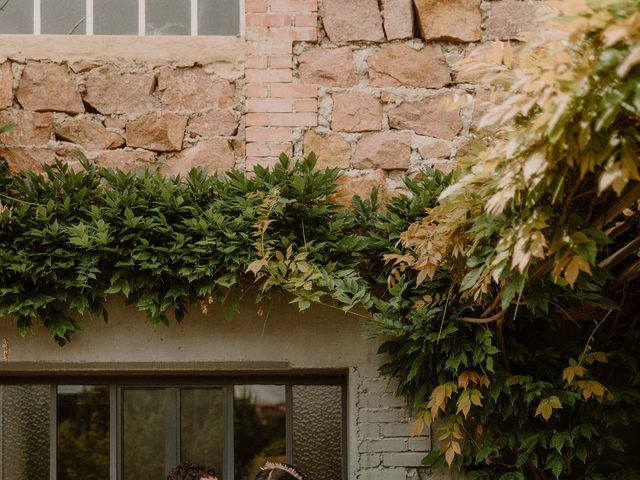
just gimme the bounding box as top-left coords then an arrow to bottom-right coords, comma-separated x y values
57,385 -> 110,480
94,0 -> 138,35
123,389 -> 167,480
41,0 -> 86,34
146,0 -> 190,35
180,388 -> 224,473
0,1 -> 33,33
234,385 -> 286,480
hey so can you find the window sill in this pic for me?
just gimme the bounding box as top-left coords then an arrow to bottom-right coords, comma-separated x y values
0,35 -> 245,79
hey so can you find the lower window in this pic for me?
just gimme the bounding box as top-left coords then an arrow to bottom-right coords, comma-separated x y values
0,378 -> 345,480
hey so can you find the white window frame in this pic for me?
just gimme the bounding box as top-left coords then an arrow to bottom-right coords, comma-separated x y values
29,0 -> 245,37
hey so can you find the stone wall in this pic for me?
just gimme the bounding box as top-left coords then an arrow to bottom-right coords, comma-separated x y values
0,1 -> 543,479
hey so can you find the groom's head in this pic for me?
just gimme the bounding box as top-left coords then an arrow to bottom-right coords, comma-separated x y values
166,462 -> 219,480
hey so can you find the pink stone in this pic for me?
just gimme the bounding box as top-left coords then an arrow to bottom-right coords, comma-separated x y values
353,131 -> 412,170
303,130 -> 351,168
0,147 -> 56,173
84,69 -> 155,115
0,110 -> 53,145
388,94 -> 463,140
94,150 -> 156,171
414,0 -> 481,43
485,0 -> 546,40
187,110 -> 238,138
323,0 -> 385,43
332,91 -> 382,133
0,62 -> 13,109
382,0 -> 414,40
158,68 -> 235,112
126,113 -> 187,152
55,118 -> 125,150
471,89 -> 506,132
16,62 -> 84,114
369,44 -> 451,88
298,47 -> 358,87
332,170 -> 389,207
418,138 -> 451,159
160,139 -> 236,177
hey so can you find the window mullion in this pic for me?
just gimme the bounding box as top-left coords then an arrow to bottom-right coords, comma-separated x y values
33,0 -> 41,34
86,0 -> 93,35
286,384 -> 293,464
138,0 -> 145,36
223,385 -> 234,480
110,385 -> 118,480
191,0 -> 198,36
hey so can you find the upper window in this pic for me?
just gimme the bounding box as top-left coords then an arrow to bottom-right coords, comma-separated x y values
0,0 -> 240,36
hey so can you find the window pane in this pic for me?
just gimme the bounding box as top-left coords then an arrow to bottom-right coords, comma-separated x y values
123,389 -> 168,480
94,0 -> 138,35
234,385 -> 286,480
57,385 -> 110,480
146,0 -> 190,35
292,385 -> 343,480
198,0 -> 239,36
180,388 -> 224,473
0,1 -> 33,34
0,385 -> 50,480
41,0 -> 86,34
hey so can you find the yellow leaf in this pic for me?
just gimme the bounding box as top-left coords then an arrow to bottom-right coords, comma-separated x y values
411,417 -> 425,437
563,365 -> 587,384
583,352 -> 608,364
535,396 -> 562,421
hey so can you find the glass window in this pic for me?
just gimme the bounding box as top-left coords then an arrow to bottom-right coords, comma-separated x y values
145,0 -> 190,36
0,379 -> 345,479
234,385 -> 286,480
180,388 -> 224,472
57,385 -> 110,480
0,0 -> 33,34
199,0 -> 240,36
41,0 -> 86,35
94,0 -> 138,35
0,1 -> 240,35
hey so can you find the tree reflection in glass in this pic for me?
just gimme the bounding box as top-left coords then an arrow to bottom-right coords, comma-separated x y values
57,385 -> 110,480
234,385 -> 286,480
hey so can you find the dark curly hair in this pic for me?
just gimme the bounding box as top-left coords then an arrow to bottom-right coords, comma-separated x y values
166,462 -> 218,480
254,463 -> 302,480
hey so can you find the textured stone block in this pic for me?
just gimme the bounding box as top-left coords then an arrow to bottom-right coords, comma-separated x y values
55,118 -> 124,150
158,68 -> 235,112
323,0 -> 385,42
332,170 -> 389,207
332,92 -> 382,133
16,62 -> 84,114
126,113 -> 187,152
84,70 -> 155,115
303,130 -> 351,168
414,0 -> 481,42
0,147 -> 55,173
187,110 -> 238,137
383,0 -> 414,40
298,47 -> 358,87
388,94 -> 463,140
160,139 -> 236,176
485,0 -> 546,40
369,44 -> 450,88
0,111 -> 53,145
94,150 -> 156,171
353,132 -> 412,170
0,62 -> 13,109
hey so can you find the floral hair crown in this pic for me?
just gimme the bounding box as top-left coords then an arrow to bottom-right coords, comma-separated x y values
261,462 -> 303,480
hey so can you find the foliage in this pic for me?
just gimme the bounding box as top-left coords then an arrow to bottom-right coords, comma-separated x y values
0,154 -> 371,344
377,0 -> 640,478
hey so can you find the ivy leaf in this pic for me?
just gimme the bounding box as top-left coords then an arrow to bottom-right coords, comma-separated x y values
535,396 -> 562,421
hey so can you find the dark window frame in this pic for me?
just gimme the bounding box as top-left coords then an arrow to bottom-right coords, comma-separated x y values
1,374 -> 348,480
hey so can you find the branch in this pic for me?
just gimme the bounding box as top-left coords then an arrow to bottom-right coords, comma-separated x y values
598,234 -> 640,270
459,309 -> 505,324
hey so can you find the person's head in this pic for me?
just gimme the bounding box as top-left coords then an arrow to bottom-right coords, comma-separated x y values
255,462 -> 303,480
166,462 -> 219,480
